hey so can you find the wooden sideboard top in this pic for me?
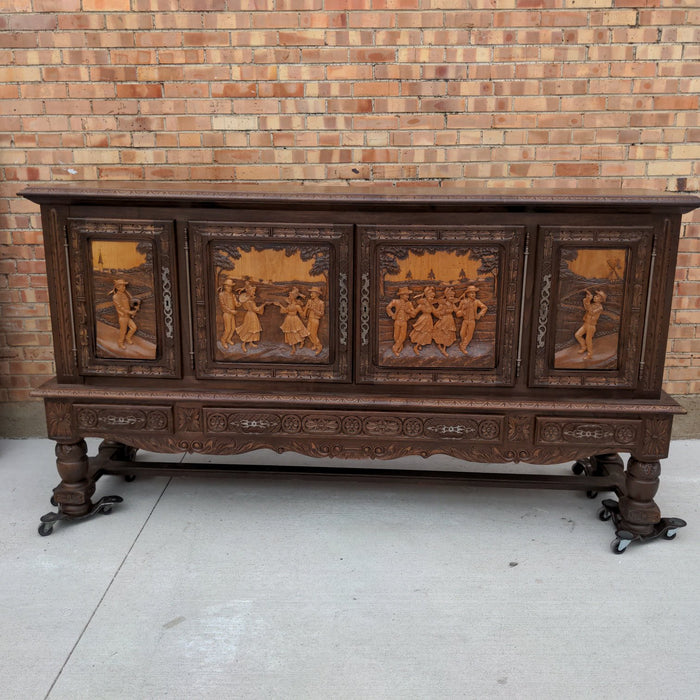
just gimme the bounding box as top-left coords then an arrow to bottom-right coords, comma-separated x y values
20,181 -> 700,212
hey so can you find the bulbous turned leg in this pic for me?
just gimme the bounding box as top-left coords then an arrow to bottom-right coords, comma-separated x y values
52,439 -> 95,518
597,456 -> 685,553
38,439 -> 123,536
618,457 -> 661,537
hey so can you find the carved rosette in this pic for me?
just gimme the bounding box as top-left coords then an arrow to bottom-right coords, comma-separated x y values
45,400 -> 74,439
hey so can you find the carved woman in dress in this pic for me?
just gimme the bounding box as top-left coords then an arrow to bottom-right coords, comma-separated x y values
237,282 -> 267,353
432,286 -> 457,357
218,277 -> 239,349
410,286 -> 437,355
276,287 -> 309,354
303,286 -> 325,355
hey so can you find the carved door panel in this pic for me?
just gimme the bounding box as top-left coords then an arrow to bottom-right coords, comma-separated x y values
67,218 -> 180,377
357,225 -> 526,385
530,225 -> 655,389
190,222 -> 352,382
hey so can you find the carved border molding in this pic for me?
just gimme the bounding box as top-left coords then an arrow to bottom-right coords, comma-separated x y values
190,221 -> 353,381
532,225 -> 654,389
67,217 -> 180,378
357,225 -> 526,385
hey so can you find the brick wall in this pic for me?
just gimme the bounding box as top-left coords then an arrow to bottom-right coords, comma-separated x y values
1,0 -> 698,401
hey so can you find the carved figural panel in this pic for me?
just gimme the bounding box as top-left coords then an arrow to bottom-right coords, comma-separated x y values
531,226 -> 654,388
68,219 -> 179,377
191,222 -> 352,381
357,225 -> 525,385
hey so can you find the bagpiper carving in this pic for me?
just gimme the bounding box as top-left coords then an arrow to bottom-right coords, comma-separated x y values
111,278 -> 139,349
553,247 -> 624,370
575,289 -> 606,359
90,238 -> 158,361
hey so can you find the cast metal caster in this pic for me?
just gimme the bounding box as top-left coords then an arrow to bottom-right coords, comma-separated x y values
37,495 -> 124,536
598,498 -> 687,554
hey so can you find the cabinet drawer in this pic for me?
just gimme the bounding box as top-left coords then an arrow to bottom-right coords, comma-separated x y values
535,417 -> 640,448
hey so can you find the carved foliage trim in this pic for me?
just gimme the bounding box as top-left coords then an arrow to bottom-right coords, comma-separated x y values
45,399 -> 74,439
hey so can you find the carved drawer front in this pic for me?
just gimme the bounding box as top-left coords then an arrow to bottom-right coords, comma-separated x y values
203,407 -> 504,442
530,224 -> 655,389
357,225 -> 526,385
190,221 -> 353,382
535,417 -> 640,448
73,404 -> 173,433
67,218 -> 180,378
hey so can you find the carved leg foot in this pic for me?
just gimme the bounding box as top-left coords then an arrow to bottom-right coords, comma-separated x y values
38,439 -> 124,536
596,457 -> 686,554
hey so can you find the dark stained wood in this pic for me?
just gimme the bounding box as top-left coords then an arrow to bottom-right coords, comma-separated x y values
23,183 -> 700,549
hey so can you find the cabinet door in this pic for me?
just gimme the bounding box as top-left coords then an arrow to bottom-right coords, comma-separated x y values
190,221 -> 352,382
357,225 -> 526,385
530,225 -> 654,389
67,218 -> 180,377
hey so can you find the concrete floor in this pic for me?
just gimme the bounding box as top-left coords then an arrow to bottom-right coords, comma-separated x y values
1,438 -> 699,700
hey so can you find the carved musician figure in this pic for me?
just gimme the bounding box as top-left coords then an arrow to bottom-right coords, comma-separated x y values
111,278 -> 139,350
575,289 -> 606,359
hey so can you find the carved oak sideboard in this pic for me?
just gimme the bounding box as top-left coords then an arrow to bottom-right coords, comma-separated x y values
21,184 -> 700,552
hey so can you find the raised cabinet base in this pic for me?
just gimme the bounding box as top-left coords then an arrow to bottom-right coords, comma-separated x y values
36,387 -> 686,553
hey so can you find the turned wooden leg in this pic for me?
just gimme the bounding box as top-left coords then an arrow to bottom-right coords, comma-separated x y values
617,457 -> 661,537
52,439 -> 96,518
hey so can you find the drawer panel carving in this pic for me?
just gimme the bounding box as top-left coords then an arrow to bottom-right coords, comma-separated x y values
202,408 -> 504,442
535,417 -> 640,446
74,404 -> 173,432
